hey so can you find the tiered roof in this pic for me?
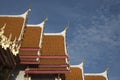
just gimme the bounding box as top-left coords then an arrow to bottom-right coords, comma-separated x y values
23,29 -> 70,74
0,9 -> 109,80
19,21 -> 46,64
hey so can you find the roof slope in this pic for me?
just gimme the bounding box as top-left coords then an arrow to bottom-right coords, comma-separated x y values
19,23 -> 44,56
65,67 -> 83,80
41,34 -> 66,56
65,63 -> 84,80
21,26 -> 42,48
0,10 -> 30,41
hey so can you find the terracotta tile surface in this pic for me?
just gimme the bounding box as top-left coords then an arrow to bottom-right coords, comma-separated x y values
20,58 -> 38,62
28,67 -> 67,71
65,67 -> 83,80
0,17 -> 24,40
41,35 -> 66,56
21,27 -> 41,48
39,58 -> 67,65
19,51 -> 39,56
85,75 -> 106,80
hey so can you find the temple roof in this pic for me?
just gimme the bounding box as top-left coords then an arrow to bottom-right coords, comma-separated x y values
65,62 -> 84,80
0,9 -> 30,41
0,9 -> 109,80
20,18 -> 47,48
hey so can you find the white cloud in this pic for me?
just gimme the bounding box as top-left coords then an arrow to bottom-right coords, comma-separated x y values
67,7 -> 120,78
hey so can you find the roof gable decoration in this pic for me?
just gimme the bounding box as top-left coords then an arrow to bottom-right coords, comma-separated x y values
10,37 -> 21,56
85,68 -> 109,80
2,33 -> 12,50
60,23 -> 70,56
18,8 -> 31,42
20,8 -> 31,19
71,62 -> 85,80
0,8 -> 31,18
0,24 -> 11,50
0,24 -> 7,45
0,24 -> 21,56
61,24 -> 70,68
38,17 -> 48,48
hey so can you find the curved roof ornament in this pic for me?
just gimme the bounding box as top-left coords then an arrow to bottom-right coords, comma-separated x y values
11,40 -> 21,56
20,8 -> 31,18
2,34 -> 12,50
85,67 -> 109,80
61,22 -> 70,37
71,61 -> 84,69
104,67 -> 109,80
18,8 -> 31,42
39,17 -> 48,28
64,22 -> 70,32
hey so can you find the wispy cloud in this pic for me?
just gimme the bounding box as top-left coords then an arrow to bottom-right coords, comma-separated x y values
67,1 -> 120,79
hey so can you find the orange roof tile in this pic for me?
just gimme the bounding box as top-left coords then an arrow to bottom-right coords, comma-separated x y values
28,67 -> 67,71
19,50 -> 39,56
85,75 -> 106,80
0,17 -> 25,40
65,67 -> 83,80
39,58 -> 67,65
41,35 -> 66,56
21,26 -> 42,48
20,58 -> 38,62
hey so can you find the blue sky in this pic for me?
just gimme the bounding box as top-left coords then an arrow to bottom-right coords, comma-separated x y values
0,0 -> 120,80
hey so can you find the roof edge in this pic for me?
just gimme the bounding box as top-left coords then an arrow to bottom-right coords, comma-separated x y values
71,62 -> 85,80
18,8 -> 31,41
85,70 -> 108,80
39,17 -> 48,48
0,8 -> 31,18
44,23 -> 69,36
71,62 -> 84,69
20,8 -> 31,19
27,17 -> 48,28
